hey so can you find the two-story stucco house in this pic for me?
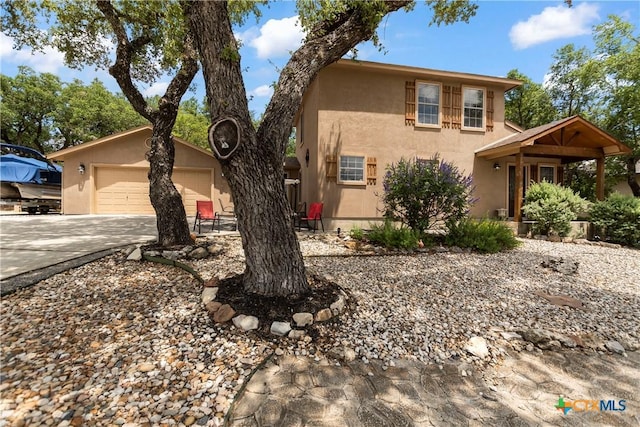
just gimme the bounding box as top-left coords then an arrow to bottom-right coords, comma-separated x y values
294,59 -> 630,230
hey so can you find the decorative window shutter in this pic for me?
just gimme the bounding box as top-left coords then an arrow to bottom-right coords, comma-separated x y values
452,86 -> 462,129
442,85 -> 452,128
367,157 -> 377,185
326,154 -> 337,181
486,90 -> 494,132
531,166 -> 538,183
405,81 -> 415,126
557,165 -> 564,184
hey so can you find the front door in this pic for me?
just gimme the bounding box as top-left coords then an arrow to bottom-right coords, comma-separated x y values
508,164 -> 530,218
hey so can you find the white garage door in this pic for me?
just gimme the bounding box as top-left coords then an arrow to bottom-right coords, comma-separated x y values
94,167 -> 212,215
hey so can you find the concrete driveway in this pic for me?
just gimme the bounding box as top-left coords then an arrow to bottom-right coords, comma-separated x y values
0,214 -> 158,281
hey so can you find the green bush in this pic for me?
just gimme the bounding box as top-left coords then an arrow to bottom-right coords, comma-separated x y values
367,220 -> 420,250
445,218 -> 521,253
590,193 -> 640,247
349,226 -> 365,241
382,156 -> 475,234
523,182 -> 589,237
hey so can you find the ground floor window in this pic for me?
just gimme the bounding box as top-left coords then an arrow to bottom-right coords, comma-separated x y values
339,155 -> 365,184
538,165 -> 556,183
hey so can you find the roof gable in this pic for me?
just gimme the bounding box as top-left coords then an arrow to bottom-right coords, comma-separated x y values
475,116 -> 631,160
48,125 -> 213,160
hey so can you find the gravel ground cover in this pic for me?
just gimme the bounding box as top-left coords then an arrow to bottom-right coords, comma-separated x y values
1,236 -> 638,426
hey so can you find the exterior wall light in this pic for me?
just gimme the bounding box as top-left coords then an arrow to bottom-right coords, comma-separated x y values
78,163 -> 86,175
493,162 -> 501,171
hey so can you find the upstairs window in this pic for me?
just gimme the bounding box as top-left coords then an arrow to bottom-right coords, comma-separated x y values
339,155 -> 365,184
463,87 -> 484,130
416,82 -> 440,127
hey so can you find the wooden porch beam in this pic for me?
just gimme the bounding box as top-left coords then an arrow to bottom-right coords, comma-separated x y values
521,145 -> 603,158
596,157 -> 605,201
514,152 -> 523,222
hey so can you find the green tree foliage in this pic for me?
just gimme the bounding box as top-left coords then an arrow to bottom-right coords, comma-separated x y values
544,16 -> 640,197
0,66 -> 61,153
590,193 -> 640,247
172,97 -> 211,150
523,182 -> 589,237
1,0 -> 263,246
592,16 -> 640,197
504,69 -> 556,129
55,79 -> 146,149
546,44 -> 601,119
381,156 -> 475,234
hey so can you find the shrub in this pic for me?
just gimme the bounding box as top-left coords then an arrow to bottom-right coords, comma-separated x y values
590,193 -> 640,247
382,156 -> 475,234
523,182 -> 589,237
367,220 -> 420,250
349,226 -> 364,241
445,218 -> 521,253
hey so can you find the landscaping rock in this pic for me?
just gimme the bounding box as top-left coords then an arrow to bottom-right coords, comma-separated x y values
205,301 -> 222,315
270,322 -> 291,336
464,336 -> 489,358
213,304 -> 236,323
315,308 -> 333,322
292,312 -> 314,327
189,247 -> 209,259
541,256 -> 579,274
605,340 -> 626,355
233,315 -> 259,331
330,295 -> 346,315
202,287 -> 218,305
127,247 -> 142,261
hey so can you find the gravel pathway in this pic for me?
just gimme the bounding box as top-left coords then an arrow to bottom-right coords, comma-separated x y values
1,237 -> 638,426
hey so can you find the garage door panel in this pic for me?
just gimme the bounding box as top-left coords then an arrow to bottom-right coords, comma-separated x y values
95,167 -> 212,215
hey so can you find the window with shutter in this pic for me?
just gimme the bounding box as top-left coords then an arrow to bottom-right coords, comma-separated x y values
415,81 -> 441,127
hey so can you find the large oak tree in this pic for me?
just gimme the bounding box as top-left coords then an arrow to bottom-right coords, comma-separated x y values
3,0 -> 479,297
184,0 -> 477,296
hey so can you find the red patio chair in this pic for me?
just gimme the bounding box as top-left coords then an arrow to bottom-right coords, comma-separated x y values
193,200 -> 219,233
298,202 -> 324,233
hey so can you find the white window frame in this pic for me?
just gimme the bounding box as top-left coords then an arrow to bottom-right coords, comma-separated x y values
462,86 -> 485,131
338,155 -> 366,185
538,164 -> 556,184
415,81 -> 441,128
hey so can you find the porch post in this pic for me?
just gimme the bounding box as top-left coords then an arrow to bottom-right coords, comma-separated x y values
596,156 -> 605,201
514,152 -> 523,222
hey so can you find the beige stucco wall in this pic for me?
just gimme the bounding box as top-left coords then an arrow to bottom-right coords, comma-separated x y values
57,128 -> 231,214
299,64 -> 520,229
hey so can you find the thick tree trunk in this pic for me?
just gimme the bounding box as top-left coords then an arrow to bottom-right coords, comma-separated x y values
186,0 -> 411,297
626,157 -> 640,197
148,115 -> 193,246
96,0 -> 198,247
186,0 -> 308,297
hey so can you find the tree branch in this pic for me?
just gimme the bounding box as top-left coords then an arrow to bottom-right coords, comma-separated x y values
258,0 -> 412,154
95,0 -> 154,121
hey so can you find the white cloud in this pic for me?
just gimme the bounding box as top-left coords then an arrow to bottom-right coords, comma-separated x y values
0,33 -> 66,73
509,3 -> 600,50
142,81 -> 169,97
249,84 -> 273,98
246,16 -> 305,59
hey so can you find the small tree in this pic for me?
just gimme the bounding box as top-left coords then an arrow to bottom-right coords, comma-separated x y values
381,156 -> 475,234
523,181 -> 589,237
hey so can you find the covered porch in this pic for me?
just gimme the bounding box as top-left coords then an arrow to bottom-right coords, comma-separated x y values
475,116 -> 631,222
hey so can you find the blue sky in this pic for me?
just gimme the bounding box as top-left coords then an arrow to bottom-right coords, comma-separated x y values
1,1 -> 638,117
